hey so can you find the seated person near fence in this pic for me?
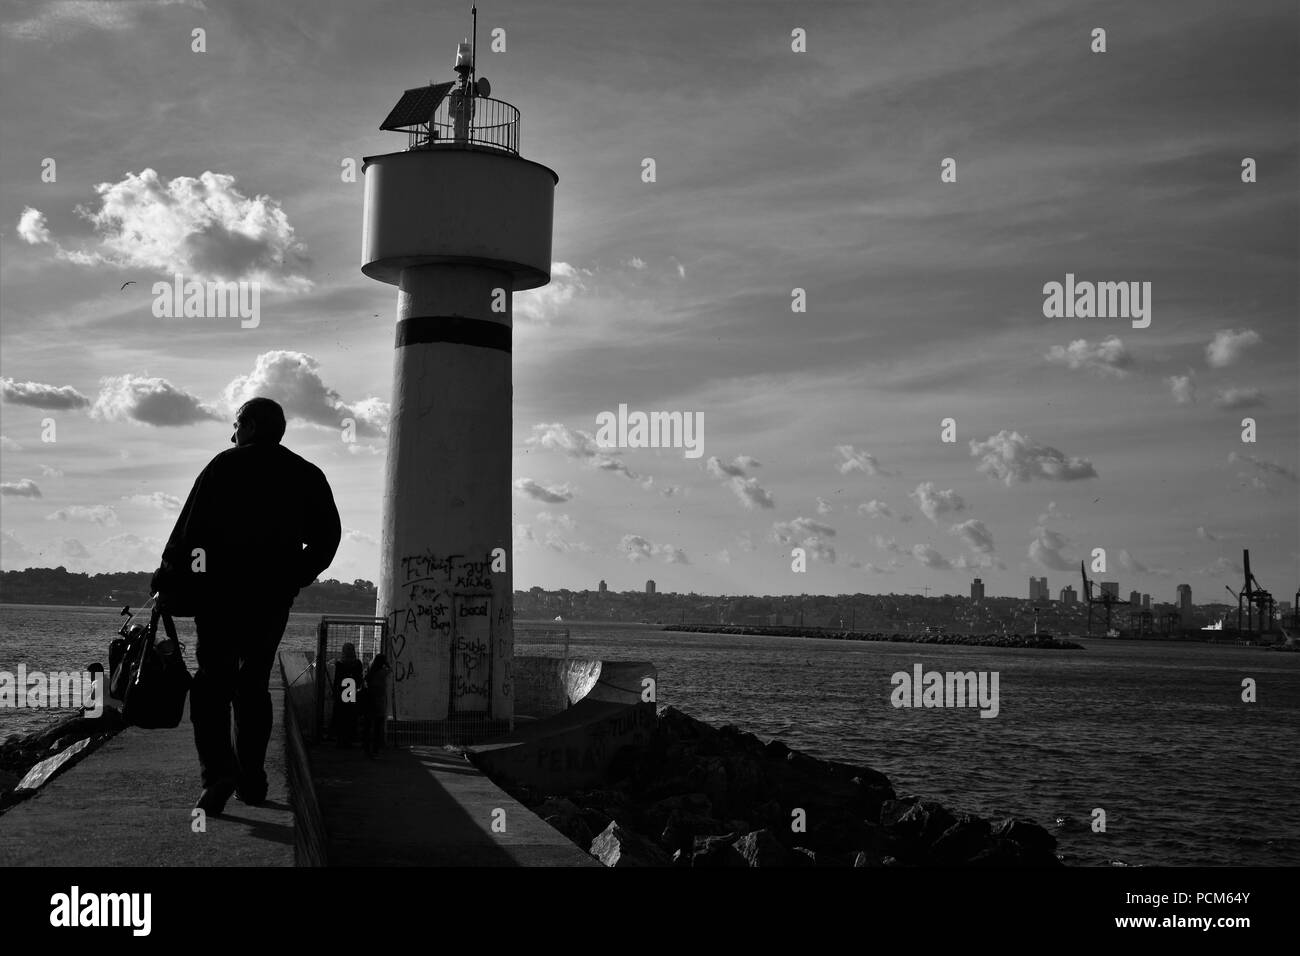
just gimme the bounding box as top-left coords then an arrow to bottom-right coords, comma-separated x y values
330,643 -> 364,747
362,653 -> 392,757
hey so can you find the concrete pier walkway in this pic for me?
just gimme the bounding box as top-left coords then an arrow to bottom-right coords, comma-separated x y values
309,744 -> 598,866
0,696 -> 295,867
1,651 -> 599,867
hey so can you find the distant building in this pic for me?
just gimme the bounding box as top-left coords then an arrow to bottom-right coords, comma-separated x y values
1101,582 -> 1119,600
1177,584 -> 1192,618
1142,594 -> 1151,610
970,578 -> 985,602
1029,576 -> 1048,601
598,579 -> 607,593
646,579 -> 656,595
1129,590 -> 1141,608
1060,585 -> 1077,605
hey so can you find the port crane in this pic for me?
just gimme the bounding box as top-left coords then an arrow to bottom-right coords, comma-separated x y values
1080,561 -> 1128,637
1232,549 -> 1275,639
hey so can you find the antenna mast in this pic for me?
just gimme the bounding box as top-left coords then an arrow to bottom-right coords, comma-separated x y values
472,5 -> 478,88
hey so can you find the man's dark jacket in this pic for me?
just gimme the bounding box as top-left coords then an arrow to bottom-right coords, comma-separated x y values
151,443 -> 342,611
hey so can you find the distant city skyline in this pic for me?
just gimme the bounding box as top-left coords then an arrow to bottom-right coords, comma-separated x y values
1,0 -> 1296,600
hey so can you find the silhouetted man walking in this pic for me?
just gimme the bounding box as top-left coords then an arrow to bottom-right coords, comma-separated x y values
152,397 -> 341,814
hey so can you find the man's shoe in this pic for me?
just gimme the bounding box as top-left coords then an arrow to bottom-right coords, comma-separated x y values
236,781 -> 268,806
195,777 -> 237,815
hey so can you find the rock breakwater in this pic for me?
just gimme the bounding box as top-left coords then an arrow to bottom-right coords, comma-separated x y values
499,705 -> 1061,867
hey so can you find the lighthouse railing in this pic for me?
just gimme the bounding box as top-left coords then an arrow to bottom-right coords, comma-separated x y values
408,94 -> 521,155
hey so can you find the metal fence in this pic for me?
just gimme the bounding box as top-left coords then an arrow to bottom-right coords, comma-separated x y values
515,624 -> 570,661
315,615 -> 517,747
407,94 -> 520,155
315,617 -> 389,745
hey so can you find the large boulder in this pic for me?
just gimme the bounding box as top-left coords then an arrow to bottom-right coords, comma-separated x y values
930,813 -> 993,864
991,819 -> 1058,863
660,808 -> 730,855
589,822 -> 671,867
879,798 -> 957,855
733,829 -> 791,867
690,832 -> 746,867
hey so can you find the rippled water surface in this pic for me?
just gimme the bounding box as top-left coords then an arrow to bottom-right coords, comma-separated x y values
3,606 -> 1297,866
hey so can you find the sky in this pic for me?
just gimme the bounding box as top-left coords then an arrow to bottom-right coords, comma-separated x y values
0,0 -> 1296,600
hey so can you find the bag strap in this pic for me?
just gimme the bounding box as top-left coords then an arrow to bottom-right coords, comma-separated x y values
132,608 -> 185,688
156,607 -> 181,646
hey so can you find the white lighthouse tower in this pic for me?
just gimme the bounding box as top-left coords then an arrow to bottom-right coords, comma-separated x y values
362,24 -> 556,735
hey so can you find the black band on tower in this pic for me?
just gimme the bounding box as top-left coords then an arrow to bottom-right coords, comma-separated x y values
395,316 -> 511,353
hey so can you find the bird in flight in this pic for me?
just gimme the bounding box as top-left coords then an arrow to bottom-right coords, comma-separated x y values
120,281 -> 135,291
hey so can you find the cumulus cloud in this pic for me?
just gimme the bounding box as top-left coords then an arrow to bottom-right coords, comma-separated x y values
722,476 -> 773,510
858,499 -> 893,519
96,532 -> 166,571
1045,336 -> 1132,377
949,518 -> 995,553
536,511 -> 577,532
909,482 -> 965,523
1196,526 -> 1217,541
61,538 -> 90,558
620,534 -> 688,564
39,464 -> 64,478
534,513 -> 594,553
970,430 -> 1097,485
715,549 -> 732,564
39,168 -> 310,289
953,553 -> 1005,571
515,262 -> 588,322
1165,373 -> 1196,406
1029,526 -> 1072,571
342,528 -> 376,545
705,455 -> 773,510
514,478 -> 574,503
0,530 -> 36,570
17,206 -> 50,244
871,534 -> 902,553
1036,501 -> 1070,524
1228,452 -> 1297,483
1212,387 -> 1264,410
0,435 -> 22,451
835,445 -> 886,476
1,479 -> 42,497
911,544 -> 954,570
90,374 -> 222,427
815,496 -> 832,515
46,504 -> 119,526
222,351 -> 387,437
735,533 -> 756,552
626,257 -> 646,270
1205,329 -> 1262,368
530,422 -> 641,480
706,455 -> 760,478
770,517 -> 836,563
122,492 -> 182,511
1,377 -> 91,410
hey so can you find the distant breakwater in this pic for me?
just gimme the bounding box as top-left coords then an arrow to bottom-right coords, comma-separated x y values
664,624 -> 1084,650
